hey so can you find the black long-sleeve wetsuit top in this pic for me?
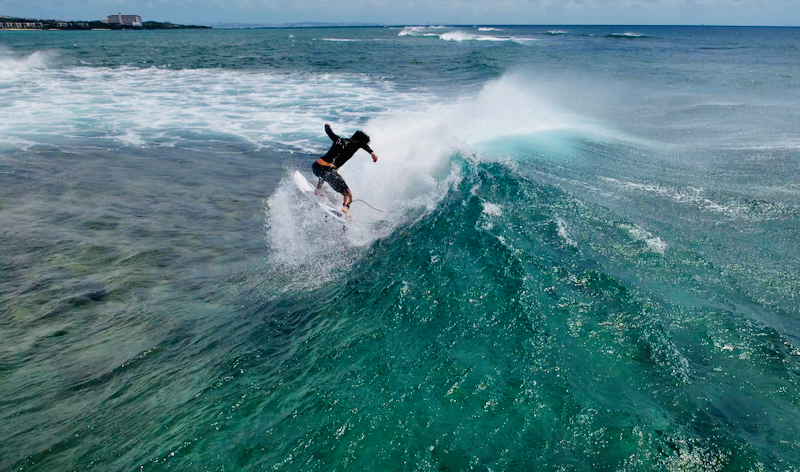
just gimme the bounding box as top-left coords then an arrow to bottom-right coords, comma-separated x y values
320,124 -> 373,168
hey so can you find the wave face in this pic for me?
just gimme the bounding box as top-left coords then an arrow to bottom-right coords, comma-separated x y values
254,157 -> 800,471
2,26 -> 800,472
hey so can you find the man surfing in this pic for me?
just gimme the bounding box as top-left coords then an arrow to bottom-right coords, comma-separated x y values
312,123 -> 379,216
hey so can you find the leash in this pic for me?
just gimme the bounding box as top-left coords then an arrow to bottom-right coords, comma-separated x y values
350,199 -> 394,213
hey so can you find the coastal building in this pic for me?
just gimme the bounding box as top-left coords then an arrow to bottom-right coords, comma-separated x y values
102,13 -> 142,27
1,21 -> 44,29
0,20 -> 90,30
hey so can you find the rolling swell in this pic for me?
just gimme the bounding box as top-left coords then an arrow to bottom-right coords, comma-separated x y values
189,161 -> 798,470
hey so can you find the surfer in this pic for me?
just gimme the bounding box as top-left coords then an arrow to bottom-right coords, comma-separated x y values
312,123 -> 378,216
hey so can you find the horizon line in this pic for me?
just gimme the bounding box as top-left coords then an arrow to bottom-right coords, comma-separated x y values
1,14 -> 798,29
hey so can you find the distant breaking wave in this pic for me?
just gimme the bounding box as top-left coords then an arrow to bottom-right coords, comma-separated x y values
605,32 -> 650,39
398,26 -> 537,44
0,47 -> 57,75
397,26 -> 448,37
320,38 -> 388,42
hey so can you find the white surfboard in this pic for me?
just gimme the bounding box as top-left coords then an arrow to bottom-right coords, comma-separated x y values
293,170 -> 351,223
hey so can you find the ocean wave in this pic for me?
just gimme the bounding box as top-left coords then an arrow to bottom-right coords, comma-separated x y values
440,31 -> 507,42
259,157 -> 779,470
0,47 -> 58,76
320,38 -> 385,42
604,32 -> 651,39
264,75 -> 590,270
397,26 -> 447,37
398,26 -> 536,43
441,32 -> 538,43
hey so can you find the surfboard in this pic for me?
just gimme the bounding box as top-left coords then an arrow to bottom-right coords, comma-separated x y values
293,170 -> 351,223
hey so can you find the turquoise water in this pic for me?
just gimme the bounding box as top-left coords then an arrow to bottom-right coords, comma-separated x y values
1,26 -> 799,471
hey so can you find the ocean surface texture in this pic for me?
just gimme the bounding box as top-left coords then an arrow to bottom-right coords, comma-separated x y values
1,26 -> 799,471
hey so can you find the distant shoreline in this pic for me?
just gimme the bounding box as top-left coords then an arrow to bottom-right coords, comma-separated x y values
0,16 -> 211,30
2,17 -> 798,31
207,23 -> 800,29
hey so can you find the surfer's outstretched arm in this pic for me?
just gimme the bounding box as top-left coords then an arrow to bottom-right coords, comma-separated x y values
324,123 -> 339,142
354,139 -> 377,162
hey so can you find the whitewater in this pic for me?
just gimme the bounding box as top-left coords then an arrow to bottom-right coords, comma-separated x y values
1,26 -> 799,471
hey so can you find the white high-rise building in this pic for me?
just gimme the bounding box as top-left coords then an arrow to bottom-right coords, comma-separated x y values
102,13 -> 142,27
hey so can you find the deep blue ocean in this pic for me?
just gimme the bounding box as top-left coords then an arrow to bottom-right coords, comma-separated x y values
1,25 -> 799,471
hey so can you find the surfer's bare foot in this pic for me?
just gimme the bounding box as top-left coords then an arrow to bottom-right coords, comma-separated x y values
314,189 -> 323,198
341,206 -> 350,216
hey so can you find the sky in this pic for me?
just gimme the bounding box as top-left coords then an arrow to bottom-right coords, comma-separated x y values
2,0 -> 798,26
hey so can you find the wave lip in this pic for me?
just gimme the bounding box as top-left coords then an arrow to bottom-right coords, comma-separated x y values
0,48 -> 58,77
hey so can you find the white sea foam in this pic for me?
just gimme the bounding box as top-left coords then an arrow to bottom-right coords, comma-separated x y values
320,38 -> 385,42
336,75 -> 579,217
601,177 -> 756,219
265,177 -> 371,284
398,27 -> 536,43
556,217 -> 577,247
481,202 -> 503,216
0,59 -> 430,152
439,31 -> 487,41
442,32 -> 536,43
398,26 -> 446,37
0,47 -> 58,77
620,224 -> 668,254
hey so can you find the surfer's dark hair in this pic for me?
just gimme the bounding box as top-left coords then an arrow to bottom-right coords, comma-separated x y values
351,130 -> 370,143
